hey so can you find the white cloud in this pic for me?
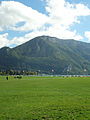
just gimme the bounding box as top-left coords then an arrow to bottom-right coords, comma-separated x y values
39,0 -> 90,40
0,0 -> 90,48
45,0 -> 90,27
0,1 -> 49,31
0,33 -> 10,48
85,31 -> 90,42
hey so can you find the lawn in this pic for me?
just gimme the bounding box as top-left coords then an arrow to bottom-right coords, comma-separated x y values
0,76 -> 90,120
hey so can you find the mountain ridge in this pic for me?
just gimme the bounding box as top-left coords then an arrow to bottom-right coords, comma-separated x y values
0,36 -> 90,74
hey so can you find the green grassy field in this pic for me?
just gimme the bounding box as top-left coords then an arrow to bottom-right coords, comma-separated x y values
0,76 -> 90,120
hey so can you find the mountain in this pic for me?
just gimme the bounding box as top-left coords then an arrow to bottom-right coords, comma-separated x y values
0,36 -> 90,74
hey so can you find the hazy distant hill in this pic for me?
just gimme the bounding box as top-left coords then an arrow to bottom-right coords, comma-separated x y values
0,36 -> 90,74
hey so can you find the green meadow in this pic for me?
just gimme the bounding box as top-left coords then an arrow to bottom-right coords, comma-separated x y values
0,76 -> 90,120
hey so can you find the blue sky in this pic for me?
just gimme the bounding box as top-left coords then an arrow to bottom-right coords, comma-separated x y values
0,0 -> 90,48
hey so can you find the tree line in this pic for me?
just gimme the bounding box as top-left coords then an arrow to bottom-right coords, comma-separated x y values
0,70 -> 38,75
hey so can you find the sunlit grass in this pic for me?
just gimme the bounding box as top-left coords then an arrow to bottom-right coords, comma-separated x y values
0,76 -> 90,119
